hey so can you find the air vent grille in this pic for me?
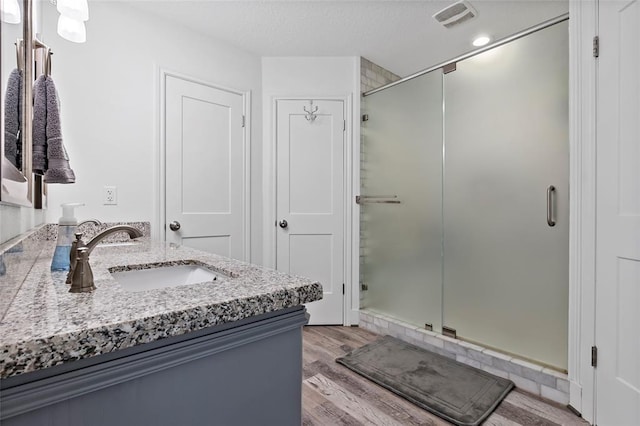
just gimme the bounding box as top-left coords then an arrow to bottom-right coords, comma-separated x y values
433,1 -> 478,28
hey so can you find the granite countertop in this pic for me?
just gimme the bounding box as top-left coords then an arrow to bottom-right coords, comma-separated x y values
0,233 -> 322,380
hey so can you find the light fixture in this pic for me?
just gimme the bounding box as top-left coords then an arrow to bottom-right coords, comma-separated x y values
1,0 -> 21,24
55,0 -> 88,43
57,14 -> 86,43
56,0 -> 88,21
472,35 -> 491,47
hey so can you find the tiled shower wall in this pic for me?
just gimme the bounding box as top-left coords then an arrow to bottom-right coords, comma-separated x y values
360,57 -> 401,93
359,58 -> 400,306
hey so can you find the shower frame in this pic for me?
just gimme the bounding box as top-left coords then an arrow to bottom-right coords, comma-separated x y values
363,13 -> 569,98
359,13 -> 570,370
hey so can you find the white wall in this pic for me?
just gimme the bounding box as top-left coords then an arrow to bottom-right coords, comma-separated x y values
262,57 -> 359,96
40,2 -> 263,263
261,56 -> 360,323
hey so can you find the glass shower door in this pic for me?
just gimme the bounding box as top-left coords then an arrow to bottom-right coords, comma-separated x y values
360,72 -> 443,330
442,21 -> 569,369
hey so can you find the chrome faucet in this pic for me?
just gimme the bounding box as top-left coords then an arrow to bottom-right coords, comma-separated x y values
69,225 -> 143,293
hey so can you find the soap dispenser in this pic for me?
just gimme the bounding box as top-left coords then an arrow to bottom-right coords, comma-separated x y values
51,203 -> 83,271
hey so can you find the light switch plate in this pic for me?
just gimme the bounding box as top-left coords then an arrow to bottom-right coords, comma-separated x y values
103,186 -> 117,205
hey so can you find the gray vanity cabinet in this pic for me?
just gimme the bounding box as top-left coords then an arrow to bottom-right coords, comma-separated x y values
0,307 -> 308,426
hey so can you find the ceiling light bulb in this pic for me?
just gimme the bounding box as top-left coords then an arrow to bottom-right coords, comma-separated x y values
1,0 -> 21,24
57,14 -> 86,43
57,0 -> 89,21
472,36 -> 491,47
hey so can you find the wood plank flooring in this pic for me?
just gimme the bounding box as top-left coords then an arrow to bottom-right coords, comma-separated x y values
302,326 -> 589,426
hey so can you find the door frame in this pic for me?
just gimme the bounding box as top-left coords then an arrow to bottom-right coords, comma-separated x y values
157,68 -> 251,261
569,1 -> 598,422
578,1 -> 640,423
263,94 -> 355,326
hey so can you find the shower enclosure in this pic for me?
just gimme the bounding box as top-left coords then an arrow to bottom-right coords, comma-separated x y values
360,19 -> 569,370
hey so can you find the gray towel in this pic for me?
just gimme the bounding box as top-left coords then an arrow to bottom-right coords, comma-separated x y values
32,75 -> 76,184
4,69 -> 22,169
32,75 -> 47,174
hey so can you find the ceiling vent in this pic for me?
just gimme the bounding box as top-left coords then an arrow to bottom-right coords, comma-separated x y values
433,1 -> 478,28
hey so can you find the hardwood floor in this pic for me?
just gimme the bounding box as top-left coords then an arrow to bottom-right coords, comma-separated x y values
302,326 -> 589,426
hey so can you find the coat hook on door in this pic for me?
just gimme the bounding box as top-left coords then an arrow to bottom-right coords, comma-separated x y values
303,100 -> 318,122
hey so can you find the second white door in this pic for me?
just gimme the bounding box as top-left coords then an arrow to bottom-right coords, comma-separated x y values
276,99 -> 345,325
165,74 -> 247,260
595,1 -> 640,424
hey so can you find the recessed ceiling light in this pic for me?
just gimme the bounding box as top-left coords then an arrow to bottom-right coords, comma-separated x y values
472,36 -> 491,47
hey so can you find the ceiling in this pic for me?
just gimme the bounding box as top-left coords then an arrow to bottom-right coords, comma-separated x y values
127,0 -> 569,77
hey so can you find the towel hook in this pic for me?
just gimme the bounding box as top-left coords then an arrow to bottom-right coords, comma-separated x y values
33,38 -> 53,77
15,39 -> 24,72
303,100 -> 319,122
44,48 -> 52,77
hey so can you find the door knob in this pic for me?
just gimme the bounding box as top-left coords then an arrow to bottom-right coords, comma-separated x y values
169,221 -> 181,231
278,219 -> 288,229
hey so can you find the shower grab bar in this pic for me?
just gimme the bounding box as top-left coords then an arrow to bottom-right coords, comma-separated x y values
356,195 -> 401,204
547,185 -> 556,227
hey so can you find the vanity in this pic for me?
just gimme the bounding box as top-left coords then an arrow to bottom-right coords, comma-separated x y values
0,225 -> 322,426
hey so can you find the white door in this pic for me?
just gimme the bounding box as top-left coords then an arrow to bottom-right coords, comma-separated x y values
276,99 -> 345,325
165,74 -> 247,260
596,1 -> 640,424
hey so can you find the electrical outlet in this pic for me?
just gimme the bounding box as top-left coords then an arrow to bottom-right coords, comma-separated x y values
103,186 -> 117,205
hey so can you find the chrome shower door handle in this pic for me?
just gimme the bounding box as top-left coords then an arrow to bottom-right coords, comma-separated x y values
547,186 -> 556,227
169,221 -> 181,231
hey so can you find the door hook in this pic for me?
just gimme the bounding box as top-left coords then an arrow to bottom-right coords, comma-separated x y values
303,100 -> 318,122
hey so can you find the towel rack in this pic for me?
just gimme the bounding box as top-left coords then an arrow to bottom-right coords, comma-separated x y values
356,195 -> 402,204
34,38 -> 53,76
14,39 -> 24,72
14,38 -> 53,76
43,48 -> 52,76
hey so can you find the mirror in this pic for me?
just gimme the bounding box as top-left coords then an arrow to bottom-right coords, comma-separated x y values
1,0 -> 31,206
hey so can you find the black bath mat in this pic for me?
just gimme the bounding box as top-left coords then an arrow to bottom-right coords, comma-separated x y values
336,335 -> 514,426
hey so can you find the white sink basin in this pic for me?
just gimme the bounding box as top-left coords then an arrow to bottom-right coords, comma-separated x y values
110,264 -> 218,292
